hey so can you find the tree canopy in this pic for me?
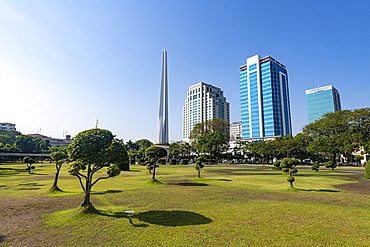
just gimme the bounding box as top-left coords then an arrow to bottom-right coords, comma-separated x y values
196,131 -> 229,161
67,128 -> 128,209
189,118 -> 229,144
145,145 -> 167,180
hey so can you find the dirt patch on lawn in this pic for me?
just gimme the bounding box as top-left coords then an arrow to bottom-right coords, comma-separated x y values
334,180 -> 370,194
0,195 -> 82,246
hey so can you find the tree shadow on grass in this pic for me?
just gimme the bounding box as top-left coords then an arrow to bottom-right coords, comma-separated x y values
132,210 -> 213,227
93,190 -> 123,195
73,208 -> 212,228
297,188 -> 341,193
168,182 -> 209,186
210,178 -> 232,182
0,167 -> 25,176
17,182 -> 43,190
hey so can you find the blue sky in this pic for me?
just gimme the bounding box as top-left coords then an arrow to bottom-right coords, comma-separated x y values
1,0 -> 369,143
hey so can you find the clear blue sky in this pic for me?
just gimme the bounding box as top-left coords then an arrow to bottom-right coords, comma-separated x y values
1,0 -> 369,143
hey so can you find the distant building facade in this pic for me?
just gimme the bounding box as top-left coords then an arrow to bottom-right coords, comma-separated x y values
240,54 -> 292,139
230,121 -> 242,140
26,134 -> 72,146
0,122 -> 16,131
182,82 -> 230,141
305,85 -> 341,124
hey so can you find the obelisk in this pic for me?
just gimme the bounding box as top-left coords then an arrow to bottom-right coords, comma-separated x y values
155,50 -> 169,149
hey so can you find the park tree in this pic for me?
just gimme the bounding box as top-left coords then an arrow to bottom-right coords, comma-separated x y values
50,151 -> 68,191
189,118 -> 229,145
303,109 -> 370,163
0,134 -> 14,146
16,135 -> 38,153
145,145 -> 167,181
194,155 -> 206,178
272,161 -> 281,170
311,161 -> 320,172
325,161 -> 336,171
364,160 -> 370,179
67,128 -> 128,209
49,145 -> 68,153
196,131 -> 229,162
280,158 -> 299,187
169,141 -> 193,159
124,139 -> 140,158
0,129 -> 22,142
249,140 -> 277,163
23,156 -> 36,174
15,135 -> 50,153
135,139 -> 153,158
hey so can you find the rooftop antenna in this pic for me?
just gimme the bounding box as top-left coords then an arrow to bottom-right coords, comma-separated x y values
95,119 -> 99,128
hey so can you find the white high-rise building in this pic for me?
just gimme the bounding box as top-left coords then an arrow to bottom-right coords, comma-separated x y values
182,82 -> 230,142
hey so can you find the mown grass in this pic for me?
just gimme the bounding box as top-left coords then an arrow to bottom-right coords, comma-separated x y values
1,162 -> 369,246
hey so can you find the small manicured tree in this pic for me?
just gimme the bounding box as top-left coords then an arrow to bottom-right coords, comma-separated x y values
67,128 -> 128,209
364,160 -> 370,179
50,151 -> 68,191
280,158 -> 299,187
146,157 -> 157,174
195,155 -> 206,178
272,161 -> 281,170
311,161 -> 320,172
325,161 -> 336,171
145,146 -> 167,181
23,156 -> 36,174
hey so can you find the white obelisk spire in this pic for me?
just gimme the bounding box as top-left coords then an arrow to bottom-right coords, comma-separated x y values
156,50 -> 169,145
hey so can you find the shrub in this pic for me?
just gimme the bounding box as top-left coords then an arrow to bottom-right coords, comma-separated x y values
170,159 -> 177,165
129,159 -> 136,165
180,159 -> 188,165
208,159 -> 217,164
158,159 -> 166,165
365,160 -> 370,179
311,163 -> 320,172
116,162 -> 130,171
272,161 -> 282,170
325,161 -> 336,170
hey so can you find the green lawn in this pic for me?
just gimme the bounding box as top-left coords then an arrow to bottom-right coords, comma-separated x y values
1,162 -> 369,246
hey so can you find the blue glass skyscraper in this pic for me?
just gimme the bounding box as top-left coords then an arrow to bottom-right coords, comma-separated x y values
305,85 -> 341,124
240,55 -> 292,139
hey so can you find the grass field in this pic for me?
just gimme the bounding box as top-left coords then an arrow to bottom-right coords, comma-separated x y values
1,162 -> 370,246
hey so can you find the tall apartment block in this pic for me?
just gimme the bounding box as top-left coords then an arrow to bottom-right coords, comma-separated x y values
182,82 -> 230,141
240,55 -> 292,139
305,85 -> 341,124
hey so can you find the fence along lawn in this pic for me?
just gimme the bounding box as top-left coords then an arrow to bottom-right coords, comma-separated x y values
0,163 -> 369,246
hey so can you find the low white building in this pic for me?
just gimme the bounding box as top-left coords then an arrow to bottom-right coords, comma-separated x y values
0,122 -> 16,131
230,121 -> 242,140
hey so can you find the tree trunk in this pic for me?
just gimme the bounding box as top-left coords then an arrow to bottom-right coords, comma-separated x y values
52,164 -> 61,188
152,165 -> 156,180
197,169 -> 201,178
81,166 -> 93,207
290,181 -> 293,187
